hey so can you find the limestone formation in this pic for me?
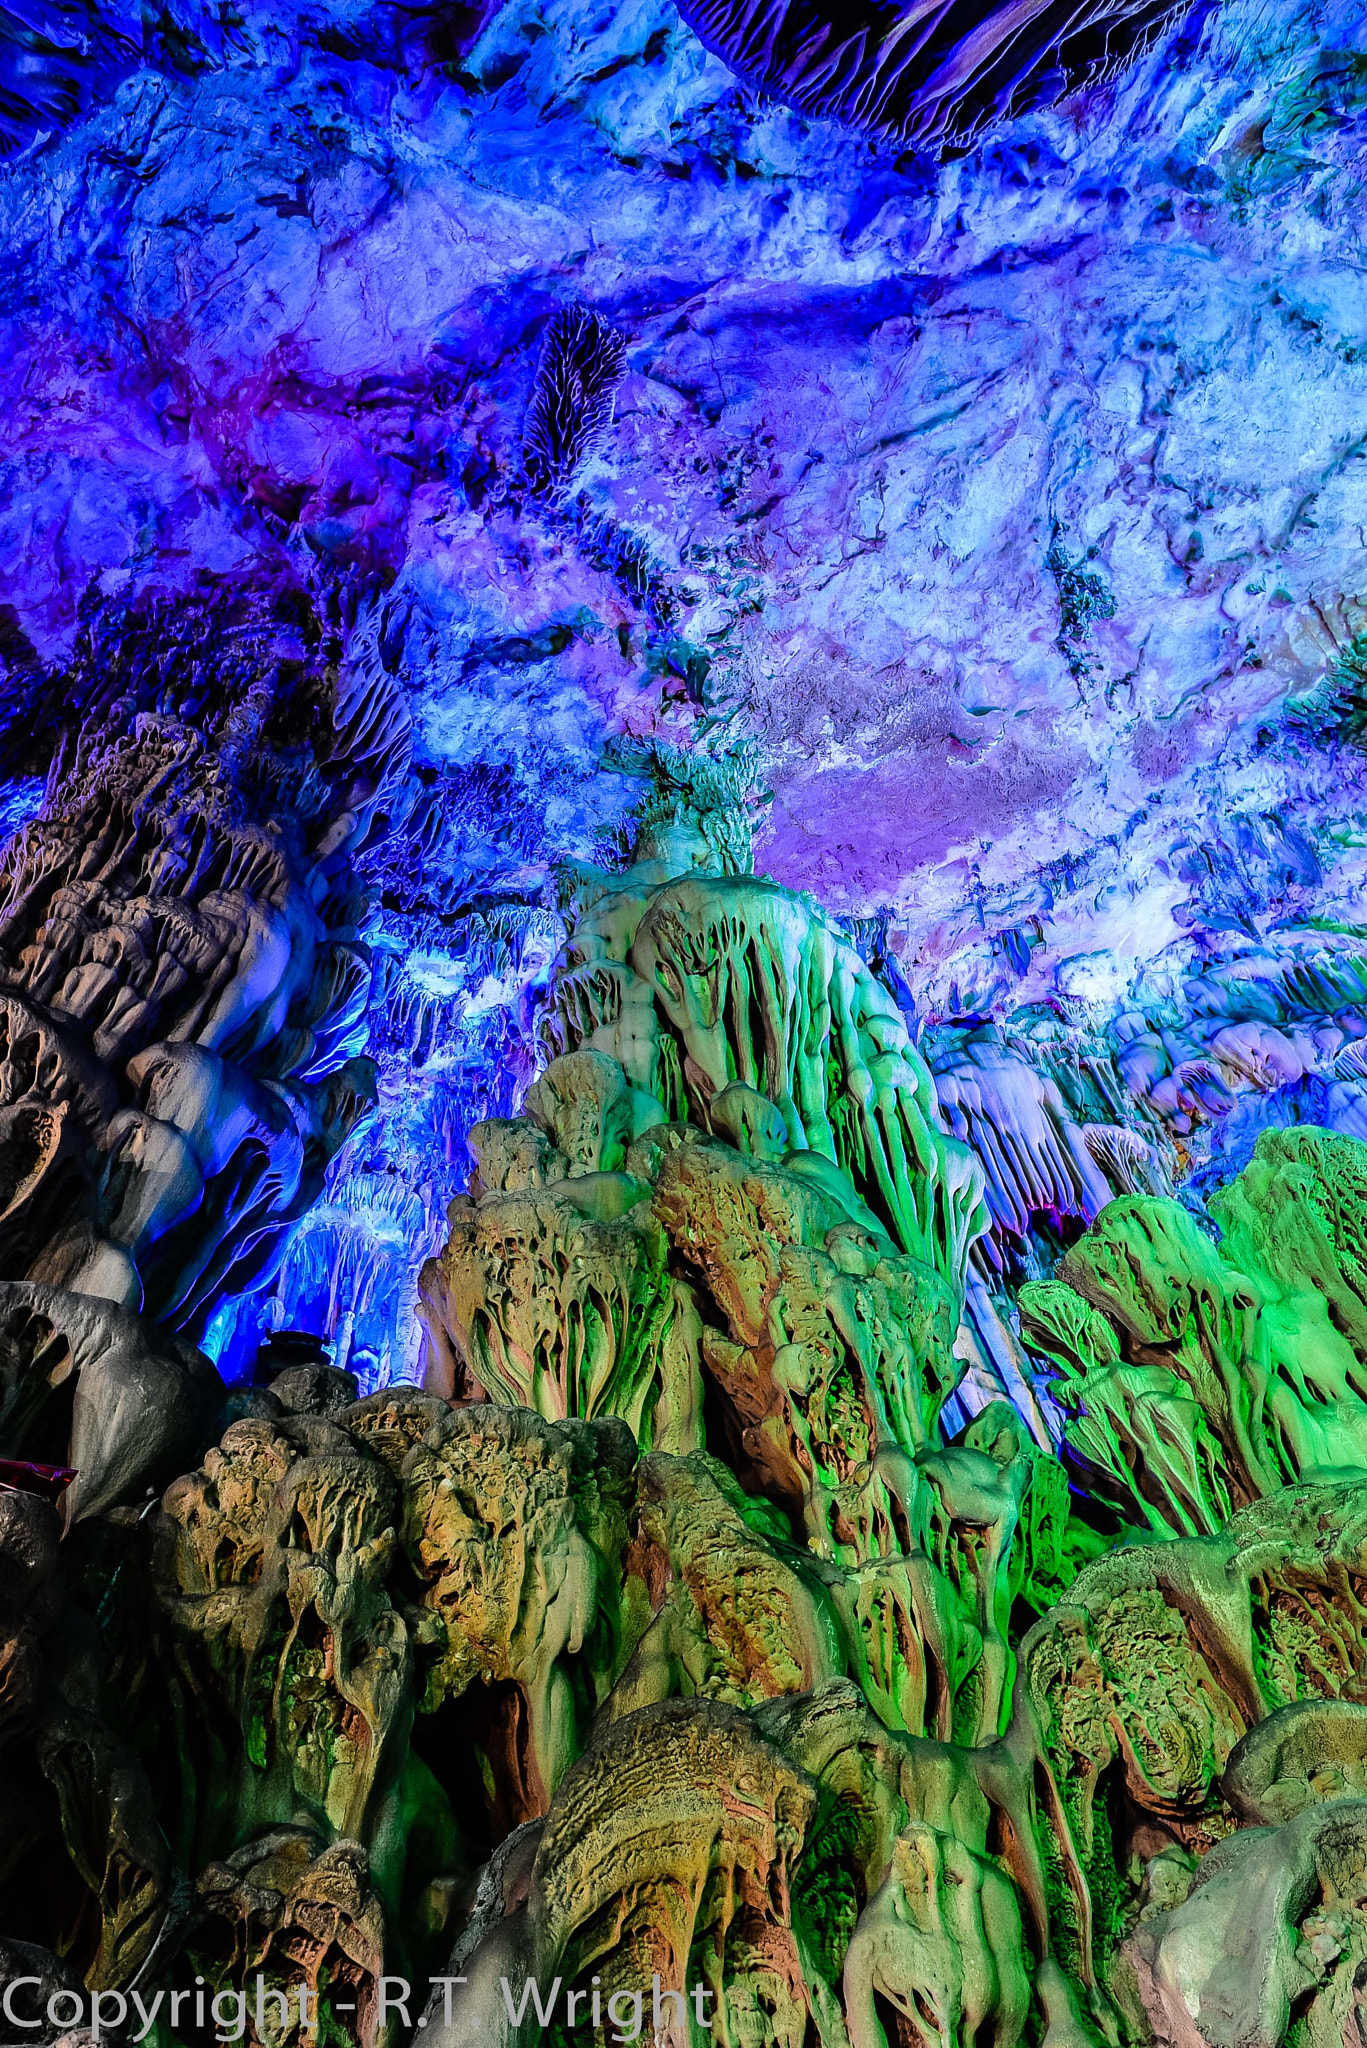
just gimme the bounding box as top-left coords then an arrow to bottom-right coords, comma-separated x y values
0,1281 -> 225,1526
0,610 -> 399,1533
401,1404 -> 635,1818
15,747 -> 1367,2048
0,716 -> 378,1335
1021,1129 -> 1367,1533
13,4 -> 1367,2042
673,0 -> 1185,150
543,827 -> 988,1296
155,1412 -> 415,1862
192,1832 -> 389,2048
932,1034 -> 1120,1260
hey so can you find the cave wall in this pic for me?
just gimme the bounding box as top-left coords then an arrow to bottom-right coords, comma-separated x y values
8,0 -> 1367,2044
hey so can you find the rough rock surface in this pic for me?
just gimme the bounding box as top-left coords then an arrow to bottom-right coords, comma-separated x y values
8,5 -> 1367,2048
7,0 -> 1367,1368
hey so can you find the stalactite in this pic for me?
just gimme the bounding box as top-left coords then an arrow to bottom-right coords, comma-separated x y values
9,2 -> 1367,2041
673,0 -> 1187,151
9,712 -> 1367,2048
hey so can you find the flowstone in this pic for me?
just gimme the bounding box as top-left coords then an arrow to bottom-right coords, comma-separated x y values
14,775 -> 1367,2048
1021,1128 -> 1367,1532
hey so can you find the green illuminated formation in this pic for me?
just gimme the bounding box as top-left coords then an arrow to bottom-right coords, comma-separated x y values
12,805 -> 1367,2048
1021,1128 -> 1367,1531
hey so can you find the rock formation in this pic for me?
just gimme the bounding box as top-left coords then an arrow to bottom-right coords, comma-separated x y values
7,3 -> 1367,2045
674,0 -> 1187,150
7,755 -> 1367,2048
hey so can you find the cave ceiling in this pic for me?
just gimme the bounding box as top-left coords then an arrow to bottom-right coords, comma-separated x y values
9,5 -> 1367,2040
7,0 -> 1366,963
5,0 -> 1367,1376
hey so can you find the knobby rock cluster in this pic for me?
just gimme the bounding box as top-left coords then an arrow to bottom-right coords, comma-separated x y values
5,742 -> 1367,2048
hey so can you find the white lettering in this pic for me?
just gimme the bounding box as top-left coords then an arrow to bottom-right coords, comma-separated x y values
255,1984 -> 291,2036
91,1990 -> 128,2044
500,1975 -> 563,2027
1,1979 -> 41,2030
608,1989 -> 642,2042
211,1988 -> 245,2042
47,1991 -> 85,2033
129,1989 -> 165,2042
377,1978 -> 411,2029
653,1978 -> 686,2030
46,1969 -> 719,2045
427,1977 -> 467,2028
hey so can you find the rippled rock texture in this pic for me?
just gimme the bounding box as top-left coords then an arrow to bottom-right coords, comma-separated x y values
3,751 -> 1367,2048
675,0 -> 1186,149
8,0 -> 1367,2043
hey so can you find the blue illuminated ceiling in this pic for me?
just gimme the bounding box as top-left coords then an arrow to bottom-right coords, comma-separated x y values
6,0 -> 1367,1375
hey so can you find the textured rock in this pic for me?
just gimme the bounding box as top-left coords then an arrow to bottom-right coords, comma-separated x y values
12,6 -> 1367,2048
1020,1127 -> 1367,1530
676,0 -> 1186,149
